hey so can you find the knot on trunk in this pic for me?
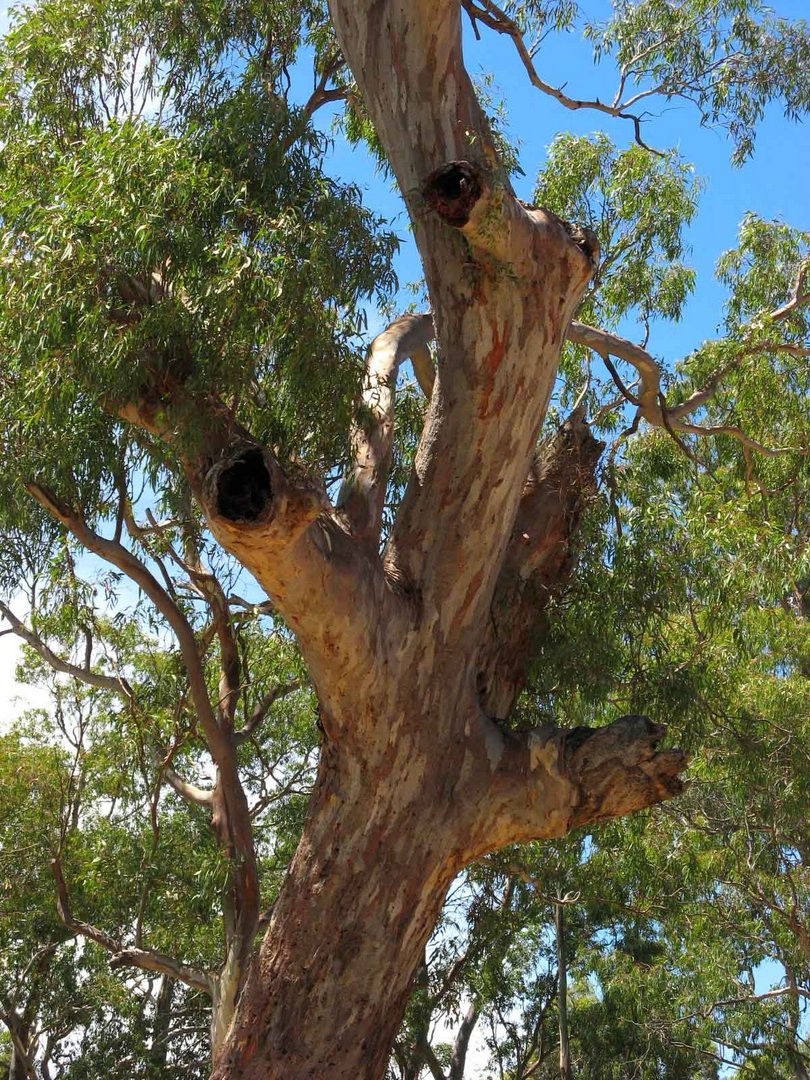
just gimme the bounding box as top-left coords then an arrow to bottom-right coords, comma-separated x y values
422,160 -> 483,227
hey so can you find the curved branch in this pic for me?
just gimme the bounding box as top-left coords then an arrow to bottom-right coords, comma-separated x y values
158,762 -> 215,807
770,259 -> 810,322
27,485 -> 260,981
0,600 -> 133,699
234,679 -> 302,745
173,514 -> 241,728
339,313 -> 435,547
51,857 -> 213,996
568,321 -> 808,457
24,485 -> 230,763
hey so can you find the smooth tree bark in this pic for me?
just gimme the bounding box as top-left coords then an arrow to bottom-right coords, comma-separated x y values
20,1 -> 688,1077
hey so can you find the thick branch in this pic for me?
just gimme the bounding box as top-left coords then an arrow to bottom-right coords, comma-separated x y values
0,600 -> 132,699
386,162 -> 597,634
51,857 -> 212,995
331,1 -> 598,639
122,380 -> 395,708
338,313 -> 435,548
475,716 -> 686,851
449,999 -> 481,1080
421,159 -> 598,267
157,760 -> 215,807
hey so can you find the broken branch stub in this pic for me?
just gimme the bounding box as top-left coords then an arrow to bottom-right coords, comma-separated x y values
203,445 -> 323,536
566,716 -> 687,828
476,715 -> 687,852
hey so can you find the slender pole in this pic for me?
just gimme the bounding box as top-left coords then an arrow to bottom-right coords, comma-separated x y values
555,902 -> 571,1080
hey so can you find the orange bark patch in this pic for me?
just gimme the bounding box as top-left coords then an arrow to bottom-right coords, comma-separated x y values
478,319 -> 508,419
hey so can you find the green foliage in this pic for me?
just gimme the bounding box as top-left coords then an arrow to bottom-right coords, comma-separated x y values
535,132 -> 699,328
0,0 -> 397,524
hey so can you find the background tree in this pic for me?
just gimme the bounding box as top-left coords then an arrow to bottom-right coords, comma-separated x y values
0,0 -> 808,1077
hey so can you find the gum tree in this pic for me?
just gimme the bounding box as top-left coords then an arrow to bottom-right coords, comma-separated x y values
0,0 -> 808,1077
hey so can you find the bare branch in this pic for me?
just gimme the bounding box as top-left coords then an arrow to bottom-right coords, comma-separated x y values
449,999 -> 481,1080
234,680 -> 302,745
674,985 -> 810,1026
51,857 -> 213,995
415,1030 -> 447,1080
227,595 -> 276,623
568,321 -> 809,457
292,52 -> 348,138
171,511 -> 242,728
158,763 -> 215,807
770,260 -> 810,322
24,484 -> 225,753
0,599 -> 133,699
27,485 -> 260,972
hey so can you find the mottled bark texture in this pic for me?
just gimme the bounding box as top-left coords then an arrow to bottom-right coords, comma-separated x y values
89,2 -> 687,1077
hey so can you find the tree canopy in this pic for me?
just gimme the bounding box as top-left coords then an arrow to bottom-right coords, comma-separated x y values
0,0 -> 808,1077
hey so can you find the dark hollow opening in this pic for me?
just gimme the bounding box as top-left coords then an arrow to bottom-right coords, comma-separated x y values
216,448 -> 272,522
421,160 -> 482,227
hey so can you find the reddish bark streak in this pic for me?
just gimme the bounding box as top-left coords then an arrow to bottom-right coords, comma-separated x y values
478,318 -> 509,417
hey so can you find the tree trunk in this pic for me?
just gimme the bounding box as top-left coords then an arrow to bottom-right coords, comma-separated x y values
149,976 -> 173,1076
2,1014 -> 34,1080
211,677 -> 481,1079
94,4 -> 687,1076
211,663 -> 682,1080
